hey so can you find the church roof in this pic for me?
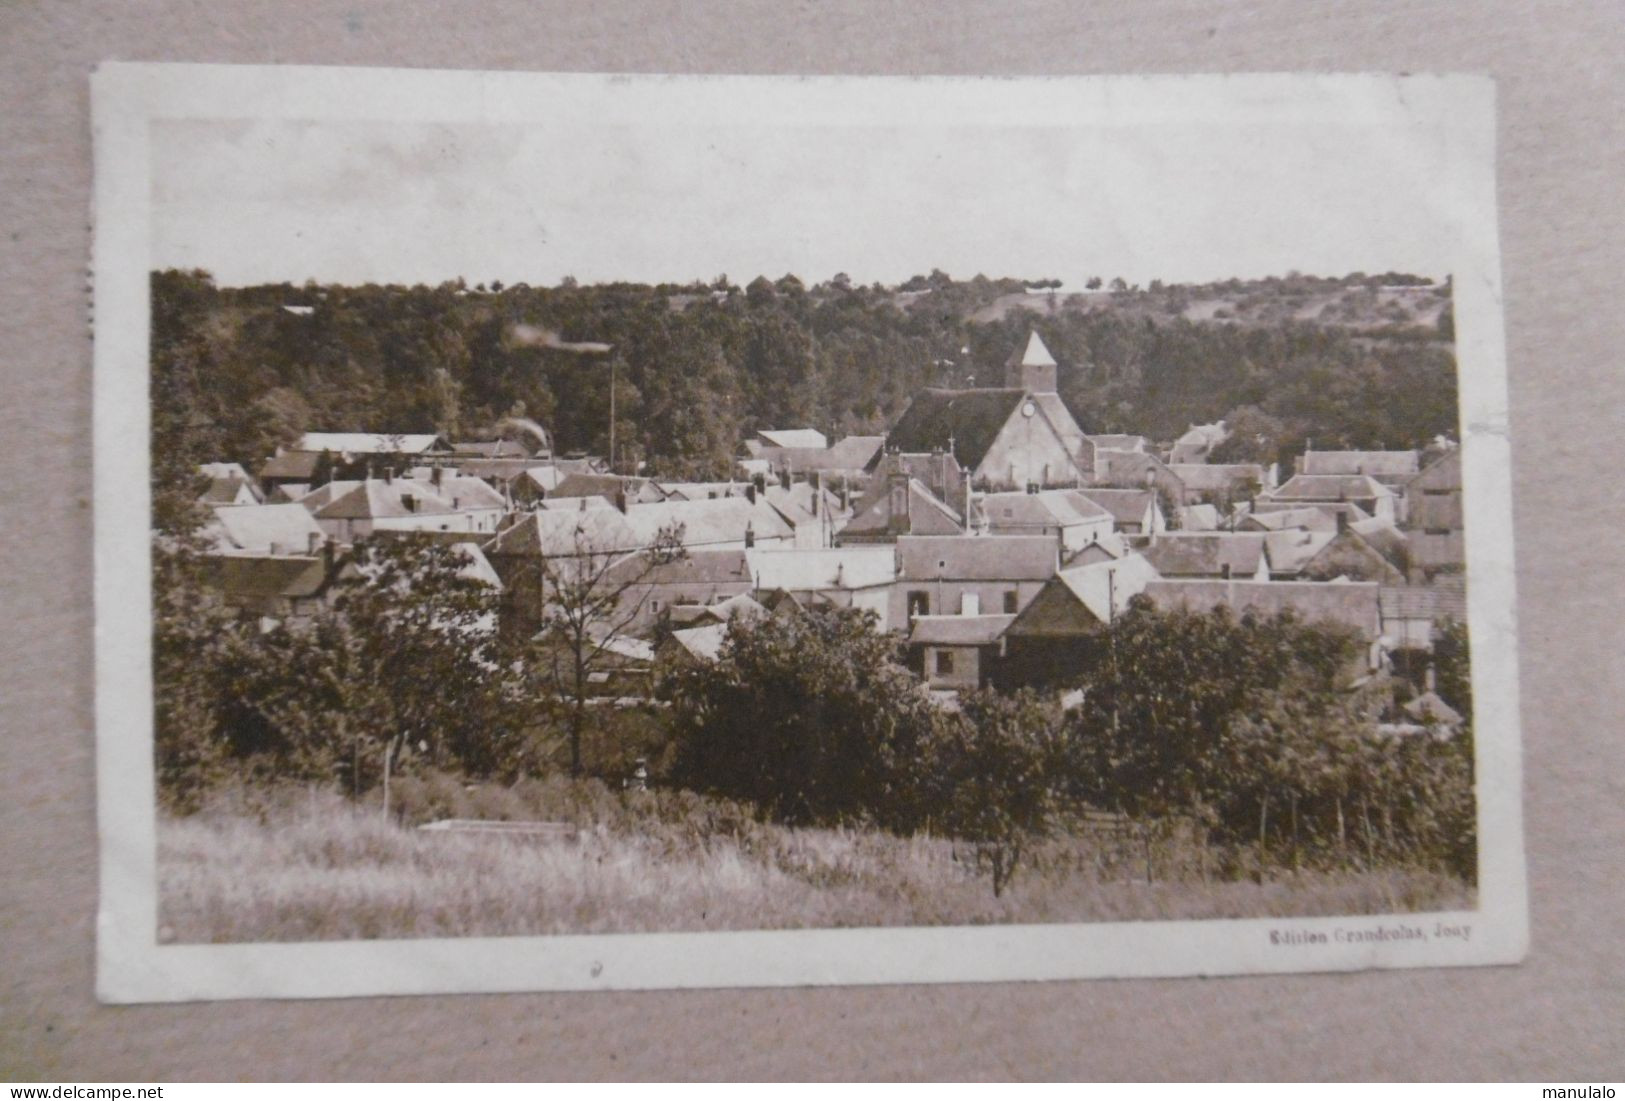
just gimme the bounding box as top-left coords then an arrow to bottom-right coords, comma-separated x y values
1006,330 -> 1058,370
883,388 -> 1028,470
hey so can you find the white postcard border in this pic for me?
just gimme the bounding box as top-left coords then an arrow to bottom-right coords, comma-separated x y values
92,63 -> 1527,1003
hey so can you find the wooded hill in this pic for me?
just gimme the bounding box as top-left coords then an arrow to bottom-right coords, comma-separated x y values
151,269 -> 1458,488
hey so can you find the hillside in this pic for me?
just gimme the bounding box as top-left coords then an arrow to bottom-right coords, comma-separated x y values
151,269 -> 1458,490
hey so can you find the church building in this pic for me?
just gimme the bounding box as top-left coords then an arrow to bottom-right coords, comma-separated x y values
874,332 -> 1089,492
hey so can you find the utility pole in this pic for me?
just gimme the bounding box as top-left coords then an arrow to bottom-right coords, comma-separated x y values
608,357 -> 617,475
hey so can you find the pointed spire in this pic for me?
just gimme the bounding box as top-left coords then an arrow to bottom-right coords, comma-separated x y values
1004,330 -> 1059,392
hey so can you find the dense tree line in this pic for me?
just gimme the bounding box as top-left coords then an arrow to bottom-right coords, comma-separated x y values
662,603 -> 1475,894
151,268 -> 1457,490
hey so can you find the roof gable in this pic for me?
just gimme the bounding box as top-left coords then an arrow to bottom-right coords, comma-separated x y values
1142,533 -> 1266,578
908,614 -> 1017,647
897,534 -> 1058,581
208,503 -> 327,554
883,388 -> 1027,470
840,478 -> 964,539
1072,488 -> 1156,525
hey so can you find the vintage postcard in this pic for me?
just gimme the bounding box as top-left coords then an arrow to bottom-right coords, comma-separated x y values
92,64 -> 1526,1002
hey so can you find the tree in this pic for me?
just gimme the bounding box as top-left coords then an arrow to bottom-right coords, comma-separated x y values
523,519 -> 687,777
219,535 -> 521,810
1064,598 -> 1362,831
927,690 -> 1064,896
1086,276 -> 1103,290
151,529 -> 239,811
664,606 -> 947,828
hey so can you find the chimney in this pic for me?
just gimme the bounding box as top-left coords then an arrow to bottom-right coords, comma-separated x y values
322,536 -> 336,573
1336,509 -> 1349,534
614,489 -> 628,513
431,465 -> 443,488
383,466 -> 392,484
745,482 -> 756,505
780,466 -> 792,490
744,522 -> 755,549
753,472 -> 767,494
1220,562 -> 1232,580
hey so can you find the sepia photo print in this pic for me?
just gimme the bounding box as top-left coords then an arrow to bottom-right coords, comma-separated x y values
92,65 -> 1526,1001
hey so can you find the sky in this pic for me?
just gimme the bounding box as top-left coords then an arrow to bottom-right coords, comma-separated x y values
150,108 -> 1462,289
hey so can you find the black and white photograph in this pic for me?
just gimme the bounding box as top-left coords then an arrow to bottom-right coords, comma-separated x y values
91,64 -> 1525,1001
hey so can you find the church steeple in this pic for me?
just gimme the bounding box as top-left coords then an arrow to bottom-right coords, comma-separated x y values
1004,330 -> 1058,393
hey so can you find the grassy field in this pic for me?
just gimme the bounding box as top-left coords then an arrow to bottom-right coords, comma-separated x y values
157,780 -> 1473,943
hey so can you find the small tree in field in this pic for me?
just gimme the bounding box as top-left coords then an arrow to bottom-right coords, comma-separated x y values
520,515 -> 686,777
928,690 -> 1064,897
217,534 -> 521,811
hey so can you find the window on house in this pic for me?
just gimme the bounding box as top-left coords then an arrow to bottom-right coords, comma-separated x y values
1424,527 -> 1452,536
907,591 -> 930,617
1004,590 -> 1019,614
935,650 -> 954,676
1424,488 -> 1452,497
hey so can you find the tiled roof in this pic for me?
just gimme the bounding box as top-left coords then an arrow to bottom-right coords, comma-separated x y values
756,428 -> 828,450
199,476 -> 260,504
981,490 -> 1111,531
1239,506 -> 1340,532
884,388 -> 1027,469
764,435 -> 886,475
296,432 -> 449,455
208,503 -> 327,554
1270,474 -> 1394,501
258,450 -> 322,481
898,534 -> 1058,581
746,547 -> 898,591
550,473 -> 666,502
907,614 -> 1017,647
450,439 -> 530,459
1176,504 -> 1221,531
1055,553 -> 1160,623
487,508 -> 642,558
761,482 -> 849,528
1086,434 -> 1150,452
1262,529 -> 1337,574
1301,450 -> 1420,477
1072,488 -> 1156,525
1166,463 -> 1267,493
1062,532 -> 1129,566
1142,533 -> 1267,578
408,474 -> 507,512
839,478 -> 964,539
669,622 -> 729,662
622,496 -> 794,549
1142,578 -> 1382,636
1379,585 -> 1468,622
656,481 -> 751,502
315,479 -> 456,521
607,548 -> 753,589
213,554 -> 330,601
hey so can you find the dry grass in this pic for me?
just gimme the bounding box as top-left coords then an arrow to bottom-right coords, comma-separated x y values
158,784 -> 1473,943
